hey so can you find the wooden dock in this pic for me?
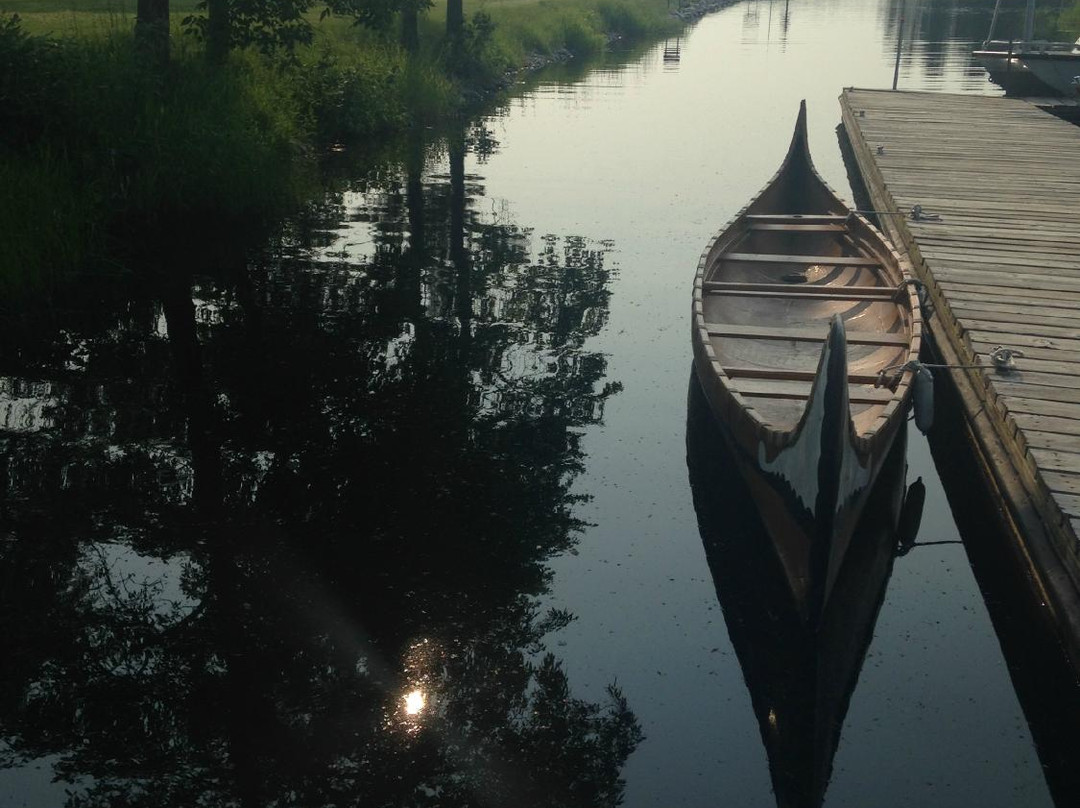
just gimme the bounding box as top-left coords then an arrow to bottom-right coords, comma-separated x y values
840,89 -> 1080,667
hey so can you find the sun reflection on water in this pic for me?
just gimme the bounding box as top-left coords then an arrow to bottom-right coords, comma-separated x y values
403,688 -> 426,716
386,638 -> 441,733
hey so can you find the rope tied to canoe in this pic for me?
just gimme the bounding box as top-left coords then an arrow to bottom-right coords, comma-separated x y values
873,348 -> 1023,434
874,345 -> 1024,389
848,205 -> 942,222
900,278 -> 933,321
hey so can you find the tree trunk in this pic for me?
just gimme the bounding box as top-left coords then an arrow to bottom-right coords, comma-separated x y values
134,0 -> 170,68
207,0 -> 230,65
447,0 -> 464,42
401,7 -> 419,53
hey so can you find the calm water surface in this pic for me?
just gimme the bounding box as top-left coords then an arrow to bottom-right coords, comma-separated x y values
3,1 -> 1078,806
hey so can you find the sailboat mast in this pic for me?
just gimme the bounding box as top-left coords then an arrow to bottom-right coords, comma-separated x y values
985,0 -> 1003,45
1023,0 -> 1036,42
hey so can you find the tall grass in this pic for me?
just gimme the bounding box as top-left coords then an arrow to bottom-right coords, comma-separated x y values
1058,1 -> 1080,37
477,0 -> 680,64
0,149 -> 97,295
0,21 -> 313,291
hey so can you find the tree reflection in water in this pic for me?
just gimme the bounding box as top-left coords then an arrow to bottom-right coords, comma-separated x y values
0,119 -> 640,807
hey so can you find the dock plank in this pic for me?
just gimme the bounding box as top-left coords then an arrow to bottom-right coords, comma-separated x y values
841,87 -> 1080,670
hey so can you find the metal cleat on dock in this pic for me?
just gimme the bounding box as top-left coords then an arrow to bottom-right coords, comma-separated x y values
909,204 -> 941,221
988,346 -> 1024,372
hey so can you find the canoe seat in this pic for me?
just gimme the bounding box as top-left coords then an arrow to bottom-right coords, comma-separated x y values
723,252 -> 882,267
747,223 -> 847,233
702,322 -> 908,347
732,378 -> 895,404
744,214 -> 849,224
722,366 -> 885,386
703,281 -> 898,302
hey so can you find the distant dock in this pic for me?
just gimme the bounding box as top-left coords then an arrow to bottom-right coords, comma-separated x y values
840,88 -> 1080,668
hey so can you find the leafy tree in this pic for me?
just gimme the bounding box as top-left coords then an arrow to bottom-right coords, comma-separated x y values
182,0 -> 316,62
325,0 -> 433,52
449,11 -> 503,84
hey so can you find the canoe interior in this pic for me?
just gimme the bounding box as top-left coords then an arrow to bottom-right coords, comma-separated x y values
694,103 -> 919,441
701,225 -> 911,434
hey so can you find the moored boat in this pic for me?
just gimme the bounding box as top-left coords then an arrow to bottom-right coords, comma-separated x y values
972,0 -> 1080,96
974,40 -> 1080,96
690,101 -> 922,623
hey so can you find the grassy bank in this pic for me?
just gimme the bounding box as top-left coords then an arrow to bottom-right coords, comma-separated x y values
1060,1 -> 1080,37
0,0 -> 686,296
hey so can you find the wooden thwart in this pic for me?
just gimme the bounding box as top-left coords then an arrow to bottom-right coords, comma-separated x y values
744,214 -> 849,223
723,366 -> 886,386
703,281 -> 898,301
724,252 -> 883,267
704,321 -> 909,346
747,223 -> 848,232
733,378 -> 894,404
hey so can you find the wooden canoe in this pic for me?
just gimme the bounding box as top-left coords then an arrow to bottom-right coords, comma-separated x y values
690,101 -> 922,622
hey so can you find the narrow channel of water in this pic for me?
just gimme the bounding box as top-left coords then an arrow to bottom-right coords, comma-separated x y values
2,1 -> 1079,807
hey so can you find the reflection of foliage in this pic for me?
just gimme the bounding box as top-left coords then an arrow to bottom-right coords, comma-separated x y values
468,120 -> 500,164
0,120 -> 637,806
3,543 -> 639,807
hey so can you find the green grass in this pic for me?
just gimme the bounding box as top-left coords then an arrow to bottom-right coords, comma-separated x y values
0,0 -> 682,294
1059,1 -> 1080,37
0,148 -> 97,295
486,0 -> 679,57
5,0 -> 680,48
0,22 -> 315,293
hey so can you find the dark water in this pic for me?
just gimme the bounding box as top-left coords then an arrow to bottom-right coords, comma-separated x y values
3,1 -> 1079,806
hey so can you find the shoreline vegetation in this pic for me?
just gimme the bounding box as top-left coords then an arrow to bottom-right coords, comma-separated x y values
0,0 -> 730,297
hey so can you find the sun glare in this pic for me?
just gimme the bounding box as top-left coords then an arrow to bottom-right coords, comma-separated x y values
404,689 -> 426,715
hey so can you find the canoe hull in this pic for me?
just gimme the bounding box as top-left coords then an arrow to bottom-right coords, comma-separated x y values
690,101 -> 921,622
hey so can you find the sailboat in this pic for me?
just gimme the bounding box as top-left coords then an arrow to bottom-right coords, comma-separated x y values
973,0 -> 1080,96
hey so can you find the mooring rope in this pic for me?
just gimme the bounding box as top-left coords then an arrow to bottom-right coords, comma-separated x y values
899,278 -> 934,320
874,346 -> 1024,388
849,205 -> 943,221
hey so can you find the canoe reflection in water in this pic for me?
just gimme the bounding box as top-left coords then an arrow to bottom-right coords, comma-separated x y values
687,373 -> 924,808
